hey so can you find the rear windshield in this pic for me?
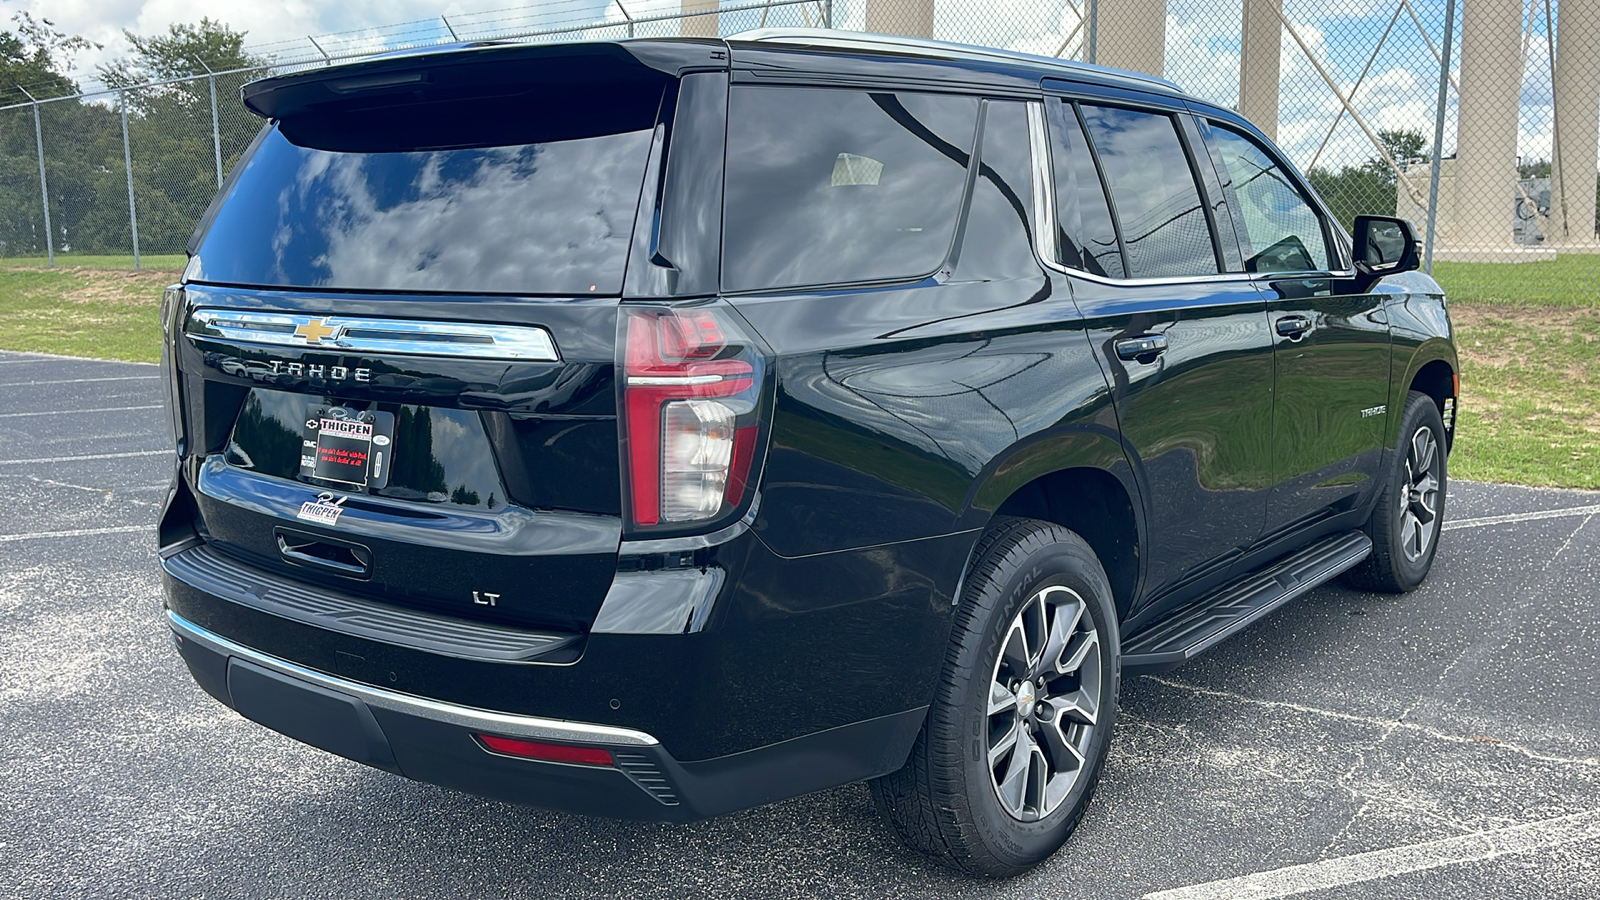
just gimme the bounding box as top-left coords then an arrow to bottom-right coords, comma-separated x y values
190,92 -> 661,296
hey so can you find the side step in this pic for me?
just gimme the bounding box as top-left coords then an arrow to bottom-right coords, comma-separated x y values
1122,531 -> 1372,674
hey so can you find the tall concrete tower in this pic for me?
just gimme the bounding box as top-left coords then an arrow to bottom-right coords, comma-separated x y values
1551,0 -> 1600,246
1454,0 -> 1524,252
1095,0 -> 1167,77
866,0 -> 935,38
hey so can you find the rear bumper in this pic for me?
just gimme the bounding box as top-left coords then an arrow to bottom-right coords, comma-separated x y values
168,610 -> 925,822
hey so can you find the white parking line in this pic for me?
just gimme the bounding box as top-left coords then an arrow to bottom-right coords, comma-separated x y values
0,525 -> 150,543
0,405 -> 162,418
1443,505 -> 1600,531
0,450 -> 167,466
0,350 -> 155,365
7,375 -> 160,386
1142,809 -> 1600,900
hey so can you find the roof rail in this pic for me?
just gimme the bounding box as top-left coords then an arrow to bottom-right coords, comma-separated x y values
726,28 -> 1184,93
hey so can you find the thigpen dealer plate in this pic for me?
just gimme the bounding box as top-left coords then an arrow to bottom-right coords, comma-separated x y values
299,406 -> 395,491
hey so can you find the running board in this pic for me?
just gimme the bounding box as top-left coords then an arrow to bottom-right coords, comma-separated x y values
1122,531 -> 1372,674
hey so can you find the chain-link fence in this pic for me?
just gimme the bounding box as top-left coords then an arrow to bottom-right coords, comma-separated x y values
2,0 -> 1597,272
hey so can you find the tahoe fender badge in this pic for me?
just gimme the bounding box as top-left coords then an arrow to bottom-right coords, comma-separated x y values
1360,405 -> 1387,419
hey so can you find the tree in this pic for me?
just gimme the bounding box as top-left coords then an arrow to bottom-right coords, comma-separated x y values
0,14 -> 118,256
0,12 -> 94,107
1305,129 -> 1429,231
94,20 -> 271,253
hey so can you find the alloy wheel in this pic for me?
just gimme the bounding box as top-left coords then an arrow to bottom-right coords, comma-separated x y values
986,585 -> 1102,822
1399,425 -> 1442,562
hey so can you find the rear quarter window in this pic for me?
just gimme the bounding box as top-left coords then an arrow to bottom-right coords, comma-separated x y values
721,87 -> 980,292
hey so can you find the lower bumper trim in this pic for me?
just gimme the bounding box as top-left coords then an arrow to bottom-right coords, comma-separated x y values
168,609 -> 658,747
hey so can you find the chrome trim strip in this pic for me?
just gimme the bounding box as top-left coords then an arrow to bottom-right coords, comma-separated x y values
627,374 -> 728,386
167,610 -> 660,747
1026,102 -> 1058,271
185,309 -> 560,362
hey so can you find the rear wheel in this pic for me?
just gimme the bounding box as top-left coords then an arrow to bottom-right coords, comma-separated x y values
871,517 -> 1120,876
1343,390 -> 1448,593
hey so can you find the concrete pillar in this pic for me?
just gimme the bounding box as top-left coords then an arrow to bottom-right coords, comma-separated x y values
1239,0 -> 1281,140
866,0 -> 934,38
1453,0 -> 1523,249
1093,0 -> 1166,77
680,0 -> 719,38
1551,0 -> 1600,246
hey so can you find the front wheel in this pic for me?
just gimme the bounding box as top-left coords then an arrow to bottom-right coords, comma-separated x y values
1343,390 -> 1448,593
871,517 -> 1120,876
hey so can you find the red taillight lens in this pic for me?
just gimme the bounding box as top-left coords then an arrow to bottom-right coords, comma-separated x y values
476,734 -> 615,766
621,307 -> 764,530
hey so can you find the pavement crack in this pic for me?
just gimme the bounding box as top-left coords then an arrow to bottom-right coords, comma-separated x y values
1139,675 -> 1600,770
1544,513 -> 1594,571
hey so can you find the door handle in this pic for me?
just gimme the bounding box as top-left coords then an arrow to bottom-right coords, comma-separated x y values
1276,315 -> 1313,338
1115,334 -> 1169,361
276,530 -> 372,578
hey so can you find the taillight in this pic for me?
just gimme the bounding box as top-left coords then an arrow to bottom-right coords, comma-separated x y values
620,305 -> 766,531
160,284 -> 186,453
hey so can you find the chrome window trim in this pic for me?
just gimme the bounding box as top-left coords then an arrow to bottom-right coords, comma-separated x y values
168,611 -> 660,747
1026,101 -> 1059,271
185,309 -> 561,362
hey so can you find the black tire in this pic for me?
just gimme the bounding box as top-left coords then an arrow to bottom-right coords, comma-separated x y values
870,517 -> 1120,877
1342,390 -> 1448,593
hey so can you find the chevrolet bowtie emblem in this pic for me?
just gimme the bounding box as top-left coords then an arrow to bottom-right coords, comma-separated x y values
293,318 -> 340,344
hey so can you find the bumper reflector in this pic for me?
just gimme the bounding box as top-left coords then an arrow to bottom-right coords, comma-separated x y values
476,734 -> 615,767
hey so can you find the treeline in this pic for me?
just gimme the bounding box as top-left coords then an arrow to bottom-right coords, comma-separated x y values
1305,127 -> 1600,239
0,14 -> 267,257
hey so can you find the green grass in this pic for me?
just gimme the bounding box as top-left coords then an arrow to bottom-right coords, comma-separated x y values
1,254 -> 188,271
1448,304 -> 1600,489
0,267 -> 175,362
1433,254 -> 1600,307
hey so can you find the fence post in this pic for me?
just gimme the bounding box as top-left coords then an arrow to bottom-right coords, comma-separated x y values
197,58 -> 224,189
1423,0 -> 1457,273
18,87 -> 54,267
120,89 -> 141,270
824,0 -> 834,28
1086,0 -> 1098,64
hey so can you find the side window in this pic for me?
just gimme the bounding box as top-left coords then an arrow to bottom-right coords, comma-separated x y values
950,99 -> 1038,280
722,87 -> 979,292
1078,104 -> 1219,279
1204,124 -> 1331,273
1049,101 -> 1125,278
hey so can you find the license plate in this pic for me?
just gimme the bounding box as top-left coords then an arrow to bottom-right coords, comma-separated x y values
300,406 -> 394,490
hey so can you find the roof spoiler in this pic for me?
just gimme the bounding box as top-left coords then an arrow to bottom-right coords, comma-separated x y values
241,39 -> 728,121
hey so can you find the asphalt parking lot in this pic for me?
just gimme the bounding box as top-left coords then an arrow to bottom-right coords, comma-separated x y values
2,347 -> 1597,899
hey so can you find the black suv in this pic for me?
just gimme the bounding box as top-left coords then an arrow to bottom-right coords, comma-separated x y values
158,30 -> 1457,875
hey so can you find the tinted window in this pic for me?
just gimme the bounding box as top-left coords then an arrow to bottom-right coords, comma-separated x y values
951,100 -> 1038,280
1050,101 -> 1125,278
1079,105 -> 1218,279
192,94 -> 659,295
722,88 -> 979,292
1205,124 -> 1331,273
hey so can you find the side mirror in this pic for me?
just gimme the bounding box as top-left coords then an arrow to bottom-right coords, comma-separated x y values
1352,216 -> 1420,289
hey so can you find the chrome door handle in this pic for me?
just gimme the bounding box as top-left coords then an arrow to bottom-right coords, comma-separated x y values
1276,315 -> 1313,338
1115,334 -> 1169,361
